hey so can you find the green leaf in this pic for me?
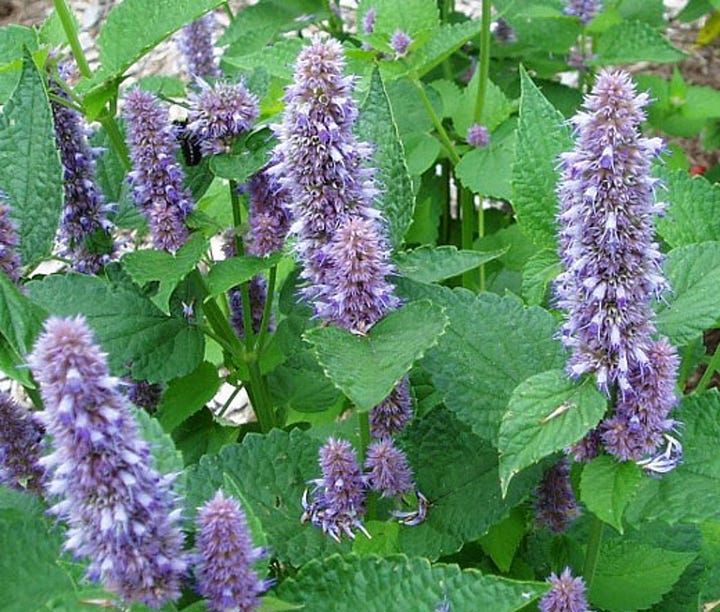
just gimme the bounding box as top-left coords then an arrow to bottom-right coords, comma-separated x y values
205,253 -> 283,298
276,554 -> 549,611
451,72 -> 514,136
589,540 -> 696,611
656,171 -> 720,248
0,513 -> 74,612
498,370 -> 606,494
479,508 -> 527,573
305,301 -> 448,411
626,391 -> 720,524
28,273 -> 204,383
397,281 -> 566,443
580,456 -> 642,533
95,0 -> 223,79
656,241 -> 720,345
511,67 -> 571,250
593,20 -> 685,64
398,407 -> 546,558
522,248 -> 560,306
394,245 -> 506,284
186,429 -> 347,566
359,0 -> 439,40
0,52 -> 63,265
222,38 -> 306,81
133,408 -> 184,488
456,126 -> 517,200
0,25 -> 38,103
357,69 -> 415,249
409,20 -> 483,78
122,235 -> 208,311
156,361 -> 221,432
0,272 -> 46,358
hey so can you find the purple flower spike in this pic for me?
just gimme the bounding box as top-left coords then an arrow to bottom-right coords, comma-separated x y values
364,438 -> 414,498
124,88 -> 194,252
539,568 -> 589,612
567,428 -> 602,463
602,337 -> 680,462
555,69 -> 668,396
246,169 -> 291,258
0,391 -> 44,493
29,316 -> 187,608
0,196 -> 21,283
228,276 -> 267,339
564,0 -> 602,25
534,460 -> 581,534
390,29 -> 413,55
467,123 -> 490,148
127,379 -> 164,413
362,7 -> 376,35
187,80 -> 259,156
179,13 -> 220,79
370,376 -> 413,438
302,437 -> 368,542
195,490 -> 270,612
50,72 -> 115,274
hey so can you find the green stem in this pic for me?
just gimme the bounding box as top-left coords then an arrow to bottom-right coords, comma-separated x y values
478,200 -> 485,291
411,77 -> 460,164
256,265 -> 277,353
98,113 -> 131,171
228,181 -> 256,350
460,188 -> 475,288
583,515 -> 604,589
230,180 -> 245,256
473,0 -> 492,124
221,1 -> 234,21
217,384 -> 242,419
248,361 -> 274,431
53,0 -> 92,79
358,410 -> 371,463
695,341 -> 720,394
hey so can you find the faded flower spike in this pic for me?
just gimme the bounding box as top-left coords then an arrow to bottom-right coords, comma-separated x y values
390,29 -> 413,55
0,391 -> 44,493
564,0 -> 602,25
29,316 -> 187,608
555,69 -> 668,396
0,195 -> 21,283
539,567 -> 589,612
302,437 -> 369,542
127,379 -> 164,413
534,460 -> 581,534
370,376 -> 413,438
124,88 -> 194,252
187,80 -> 259,156
50,70 -> 115,274
195,490 -> 270,612
364,438 -> 414,498
467,123 -> 490,148
179,13 -> 220,78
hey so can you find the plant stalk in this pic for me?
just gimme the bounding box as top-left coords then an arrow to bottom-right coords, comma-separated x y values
473,0 -> 492,124
695,341 -> 720,394
411,77 -> 460,164
583,515 -> 604,590
53,0 -> 92,79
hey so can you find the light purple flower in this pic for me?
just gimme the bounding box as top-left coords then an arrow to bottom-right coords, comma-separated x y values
187,80 -> 259,156
0,195 -> 21,283
228,275 -> 267,339
195,490 -> 270,612
179,13 -> 220,79
50,71 -> 115,274
390,29 -> 413,55
555,69 -> 667,396
124,88 -> 194,252
246,168 -> 291,258
0,391 -> 44,493
539,568 -> 589,612
467,123 -> 490,148
567,428 -> 602,463
364,437 -> 414,497
362,7 -> 376,35
370,376 -> 413,438
29,316 -> 187,608
302,437 -> 368,542
534,460 -> 581,534
564,0 -> 602,25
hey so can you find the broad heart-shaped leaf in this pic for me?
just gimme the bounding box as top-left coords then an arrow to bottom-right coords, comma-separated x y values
28,273 -> 204,383
409,19 -> 483,78
511,67 -> 572,250
396,279 -> 567,443
656,171 -> 720,248
656,241 -> 720,345
589,539 -> 696,611
122,234 -> 208,311
522,248 -> 560,306
626,391 -> 720,525
593,20 -> 685,65
358,0 -> 438,40
185,428 -> 349,567
394,245 -> 506,284
156,360 -> 221,433
133,407 -> 185,497
305,301 -> 448,411
498,370 -> 607,494
397,407 -> 546,559
0,25 -> 38,104
456,125 -> 517,200
276,554 -> 549,611
205,252 -> 283,298
451,72 -> 514,136
94,0 -> 222,80
580,456 -> 642,534
357,69 -> 415,249
0,52 -> 63,265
